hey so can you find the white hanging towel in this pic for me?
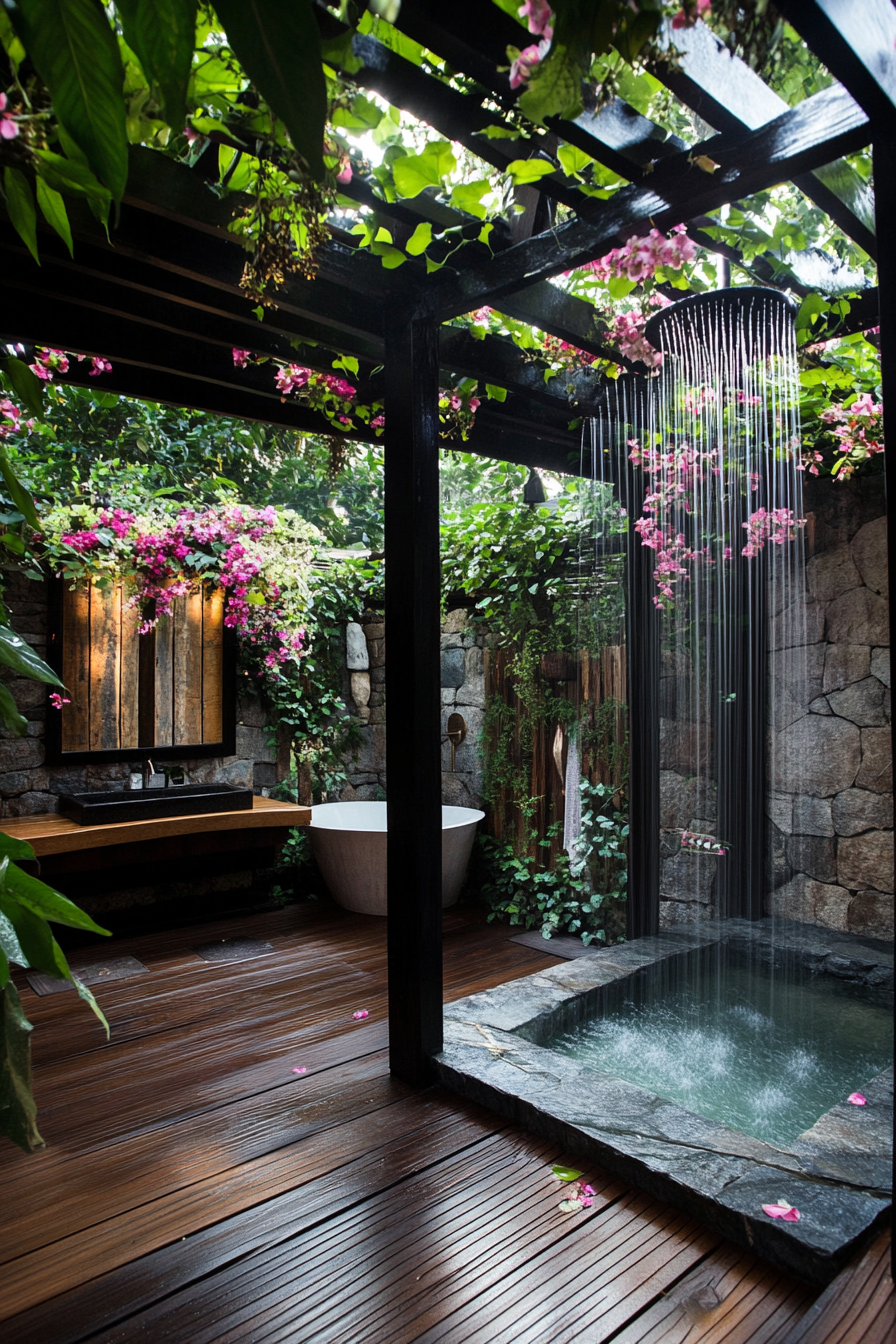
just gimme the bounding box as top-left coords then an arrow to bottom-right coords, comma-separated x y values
563,724 -> 582,866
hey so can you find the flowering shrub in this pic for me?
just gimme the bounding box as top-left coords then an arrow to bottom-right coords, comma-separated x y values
820,393 -> 884,480
584,226 -> 697,285
43,499 -> 318,682
741,507 -> 803,558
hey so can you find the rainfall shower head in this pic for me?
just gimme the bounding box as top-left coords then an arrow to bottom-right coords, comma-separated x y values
644,287 -> 797,359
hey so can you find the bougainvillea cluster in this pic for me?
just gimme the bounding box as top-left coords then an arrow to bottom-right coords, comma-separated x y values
820,392 -> 884,480
48,501 -> 317,682
509,1 -> 554,88
741,507 -> 804,558
233,348 -> 358,430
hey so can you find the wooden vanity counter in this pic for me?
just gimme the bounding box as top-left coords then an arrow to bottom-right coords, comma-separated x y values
0,798 -> 311,908
0,796 -> 310,857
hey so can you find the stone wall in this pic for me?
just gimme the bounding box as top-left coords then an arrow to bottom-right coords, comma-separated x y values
656,474 -> 892,940
0,572 -> 287,809
767,475 -> 892,940
338,607 -> 488,809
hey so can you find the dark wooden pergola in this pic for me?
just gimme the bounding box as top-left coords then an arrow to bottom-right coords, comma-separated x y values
1,0 -> 893,1086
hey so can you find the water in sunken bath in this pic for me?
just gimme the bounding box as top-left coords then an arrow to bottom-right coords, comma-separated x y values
549,946 -> 893,1148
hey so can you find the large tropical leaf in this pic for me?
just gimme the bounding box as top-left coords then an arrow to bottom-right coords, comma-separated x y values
8,0 -> 128,202
0,445 -> 41,530
0,982 -> 43,1151
115,0 -> 198,135
2,861 -> 111,935
213,0 -> 326,179
0,887 -> 71,981
0,685 -> 29,738
1,167 -> 39,264
0,626 -> 63,686
0,356 -> 44,421
0,833 -> 36,865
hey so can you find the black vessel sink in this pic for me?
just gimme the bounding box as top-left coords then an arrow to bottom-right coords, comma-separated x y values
59,783 -> 254,826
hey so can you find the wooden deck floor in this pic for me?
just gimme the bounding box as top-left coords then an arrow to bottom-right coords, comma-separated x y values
2,901 -> 892,1343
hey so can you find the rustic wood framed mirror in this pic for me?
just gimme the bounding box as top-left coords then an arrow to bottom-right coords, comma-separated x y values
45,578 -> 237,764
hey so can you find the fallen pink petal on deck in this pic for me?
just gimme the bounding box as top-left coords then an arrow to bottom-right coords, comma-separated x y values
291,1067 -> 307,1075
762,1202 -> 801,1222
847,1092 -> 867,1105
353,1010 -> 369,1020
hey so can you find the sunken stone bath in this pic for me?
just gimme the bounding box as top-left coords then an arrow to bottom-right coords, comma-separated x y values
437,919 -> 893,1284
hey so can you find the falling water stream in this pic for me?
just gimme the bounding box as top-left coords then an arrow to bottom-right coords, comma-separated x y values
562,289 -> 893,1144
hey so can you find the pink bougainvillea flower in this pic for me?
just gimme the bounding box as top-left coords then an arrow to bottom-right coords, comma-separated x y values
336,159 -> 353,185
291,1067 -> 307,1075
672,0 -> 711,29
233,349 -> 251,368
352,1009 -> 369,1020
509,40 -> 549,90
762,1201 -> 801,1222
518,0 -> 553,40
0,91 -> 19,140
848,1092 -> 867,1105
48,693 -> 70,710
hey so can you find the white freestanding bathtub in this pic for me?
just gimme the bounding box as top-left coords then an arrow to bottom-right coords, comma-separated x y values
309,801 -> 484,915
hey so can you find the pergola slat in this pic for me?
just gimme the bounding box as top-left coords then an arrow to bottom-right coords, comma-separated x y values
434,81 -> 871,315
779,0 -> 896,126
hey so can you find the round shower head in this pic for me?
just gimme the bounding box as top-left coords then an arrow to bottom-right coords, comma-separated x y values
644,287 -> 797,358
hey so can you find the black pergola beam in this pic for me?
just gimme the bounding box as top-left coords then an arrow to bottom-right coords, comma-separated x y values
654,19 -> 876,256
440,328 -> 605,416
779,0 -> 896,127
435,81 -> 871,316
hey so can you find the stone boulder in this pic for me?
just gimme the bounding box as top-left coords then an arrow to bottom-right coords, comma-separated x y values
823,643 -> 870,693
660,771 -> 696,829
442,608 -> 469,635
768,874 -> 851,931
785,834 -> 837,883
765,792 -> 792,835
769,600 -> 824,651
792,794 -> 833,836
850,515 -> 888,597
847,890 -> 894,940
659,850 -> 716,904
770,644 -> 824,730
856,727 -> 893,793
838,830 -> 894,894
826,677 -> 890,726
440,647 -> 465,688
806,543 -> 862,603
770,715 -> 860,796
345,621 -> 369,670
832,788 -> 893,836
825,588 -> 889,647
871,647 -> 890,688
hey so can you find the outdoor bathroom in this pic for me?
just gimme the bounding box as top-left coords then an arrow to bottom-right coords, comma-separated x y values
1,2 -> 894,1341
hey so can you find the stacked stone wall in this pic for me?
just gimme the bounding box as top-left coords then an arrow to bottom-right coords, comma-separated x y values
768,476 -> 892,940
338,607 -> 488,808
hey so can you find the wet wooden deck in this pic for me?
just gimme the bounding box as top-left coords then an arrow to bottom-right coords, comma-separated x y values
2,902 -> 892,1342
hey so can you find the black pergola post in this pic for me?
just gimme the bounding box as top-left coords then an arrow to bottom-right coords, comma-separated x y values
384,310 -> 444,1086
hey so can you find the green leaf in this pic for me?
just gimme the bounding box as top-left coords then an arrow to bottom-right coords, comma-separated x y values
518,44 -> 583,125
9,0 -> 128,202
392,141 -> 456,198
73,975 -> 110,1037
607,276 -> 637,300
0,834 -> 36,865
213,0 -> 327,180
2,861 -> 111,935
0,356 -> 44,421
2,167 -> 39,264
0,887 -> 70,981
370,242 -> 406,269
115,0 -> 198,134
0,9 -> 26,69
450,179 -> 490,219
485,384 -> 507,402
505,158 -> 556,187
35,176 -> 74,256
0,449 -> 40,531
405,221 -> 432,256
557,143 -> 594,177
0,685 -> 28,738
0,626 -> 63,686
552,1164 -> 584,1183
34,150 -> 113,208
0,981 -> 43,1151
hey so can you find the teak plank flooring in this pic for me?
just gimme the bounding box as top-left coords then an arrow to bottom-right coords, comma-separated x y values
2,901 -> 890,1342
